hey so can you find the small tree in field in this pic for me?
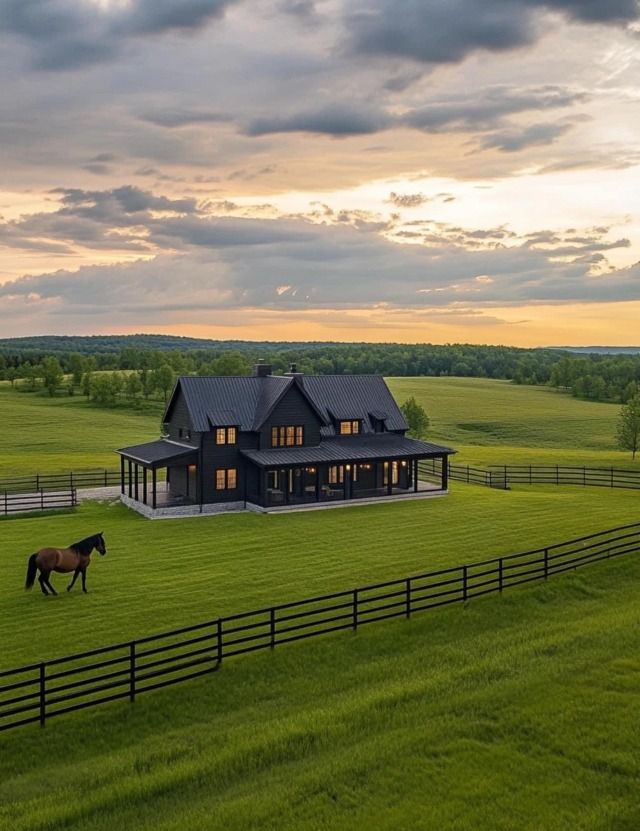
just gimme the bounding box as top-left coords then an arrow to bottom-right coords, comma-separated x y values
617,395 -> 640,460
401,397 -> 430,440
41,356 -> 63,397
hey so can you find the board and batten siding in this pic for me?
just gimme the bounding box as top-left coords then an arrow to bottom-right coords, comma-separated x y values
259,384 -> 323,449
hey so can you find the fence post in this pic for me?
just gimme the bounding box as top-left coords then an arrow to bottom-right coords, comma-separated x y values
405,578 -> 411,619
462,566 -> 468,603
544,548 -> 549,580
270,607 -> 276,649
40,489 -> 44,510
498,558 -> 504,594
352,589 -> 359,630
217,618 -> 223,667
129,642 -> 136,703
39,663 -> 46,728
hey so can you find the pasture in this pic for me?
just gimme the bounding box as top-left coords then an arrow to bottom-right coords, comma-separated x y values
0,383 -> 160,476
387,376 -> 632,467
1,541 -> 639,830
2,375 -> 640,829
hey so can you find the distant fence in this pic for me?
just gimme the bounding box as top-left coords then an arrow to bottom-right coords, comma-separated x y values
419,461 -> 640,491
0,469 -> 120,494
1,489 -> 77,517
2,520 -> 639,733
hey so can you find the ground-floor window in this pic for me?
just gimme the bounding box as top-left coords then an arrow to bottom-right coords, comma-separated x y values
216,468 -> 237,490
383,461 -> 399,486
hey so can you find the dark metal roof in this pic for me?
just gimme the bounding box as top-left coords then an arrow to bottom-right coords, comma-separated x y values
116,440 -> 198,468
300,375 -> 408,435
241,434 -> 454,468
166,373 -> 406,435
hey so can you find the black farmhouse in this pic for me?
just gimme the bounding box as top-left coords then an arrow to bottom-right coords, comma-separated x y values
117,364 -> 455,515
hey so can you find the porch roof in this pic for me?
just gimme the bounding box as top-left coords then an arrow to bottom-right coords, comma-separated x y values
116,439 -> 198,469
241,434 -> 454,468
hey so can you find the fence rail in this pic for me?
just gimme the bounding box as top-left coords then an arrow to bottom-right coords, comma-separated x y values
0,469 -> 120,493
419,461 -> 640,490
1,489 -> 77,517
2,520 -> 639,733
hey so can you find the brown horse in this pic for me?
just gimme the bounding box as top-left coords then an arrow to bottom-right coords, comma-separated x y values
25,532 -> 107,596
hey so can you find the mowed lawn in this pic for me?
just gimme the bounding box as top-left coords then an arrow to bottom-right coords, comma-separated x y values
1,548 -> 639,831
0,384 -> 162,476
2,484 -> 640,669
387,376 -> 635,468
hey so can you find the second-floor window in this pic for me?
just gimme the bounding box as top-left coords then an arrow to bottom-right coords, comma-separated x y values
271,426 -> 304,447
339,420 -> 360,435
216,426 -> 237,445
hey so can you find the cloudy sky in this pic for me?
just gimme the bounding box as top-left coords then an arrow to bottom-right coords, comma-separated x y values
1,0 -> 639,345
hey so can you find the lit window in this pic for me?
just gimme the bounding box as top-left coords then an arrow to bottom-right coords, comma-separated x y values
329,465 -> 344,484
383,461 -> 399,486
271,426 -> 304,447
339,420 -> 360,435
215,468 -> 237,490
216,427 -> 237,445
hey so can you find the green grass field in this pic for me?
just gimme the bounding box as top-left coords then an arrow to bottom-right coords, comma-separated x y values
2,485 -> 640,669
0,384 -> 162,476
387,377 -> 634,468
2,376 -> 640,829
1,544 -> 639,831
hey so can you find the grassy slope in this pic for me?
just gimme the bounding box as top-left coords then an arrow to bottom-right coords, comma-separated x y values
0,385 -> 162,476
2,485 -> 640,669
1,553 -> 639,831
387,376 -> 635,468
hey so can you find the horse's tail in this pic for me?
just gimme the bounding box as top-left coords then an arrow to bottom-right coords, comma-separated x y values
25,554 -> 38,590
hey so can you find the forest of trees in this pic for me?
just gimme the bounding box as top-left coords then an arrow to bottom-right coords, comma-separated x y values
0,336 -> 639,407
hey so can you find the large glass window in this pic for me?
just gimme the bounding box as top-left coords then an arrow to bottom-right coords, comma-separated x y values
383,461 -> 399,486
215,468 -> 237,490
271,426 -> 304,447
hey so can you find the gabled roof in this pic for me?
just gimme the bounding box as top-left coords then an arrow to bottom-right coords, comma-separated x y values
164,373 -> 409,435
300,375 -> 408,434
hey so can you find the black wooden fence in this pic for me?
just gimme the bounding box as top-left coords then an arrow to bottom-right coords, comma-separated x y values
2,520 -> 639,733
1,489 -> 77,517
0,469 -> 120,493
419,461 -> 640,490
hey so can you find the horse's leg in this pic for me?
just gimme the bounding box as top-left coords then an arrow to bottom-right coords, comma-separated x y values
81,567 -> 88,594
67,568 -> 80,592
38,572 -> 49,596
43,571 -> 57,596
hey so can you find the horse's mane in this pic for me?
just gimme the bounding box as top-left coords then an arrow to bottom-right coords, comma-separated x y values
70,533 -> 101,555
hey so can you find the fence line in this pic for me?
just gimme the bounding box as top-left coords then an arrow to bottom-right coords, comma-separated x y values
0,470 -> 120,494
418,461 -> 640,490
1,489 -> 77,517
2,520 -> 639,733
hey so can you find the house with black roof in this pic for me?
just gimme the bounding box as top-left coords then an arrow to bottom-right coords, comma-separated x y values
117,363 -> 455,516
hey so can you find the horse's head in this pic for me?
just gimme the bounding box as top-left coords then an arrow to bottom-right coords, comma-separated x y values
95,532 -> 107,556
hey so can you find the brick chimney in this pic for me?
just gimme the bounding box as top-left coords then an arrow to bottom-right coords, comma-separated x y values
254,362 -> 272,377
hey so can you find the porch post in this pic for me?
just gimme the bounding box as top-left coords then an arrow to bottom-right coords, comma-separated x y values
134,464 -> 139,502
315,467 -> 320,502
283,469 -> 289,504
127,460 -> 133,498
414,459 -> 418,492
152,468 -> 157,509
442,455 -> 449,491
120,456 -> 125,495
143,467 -> 148,505
344,466 -> 350,500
